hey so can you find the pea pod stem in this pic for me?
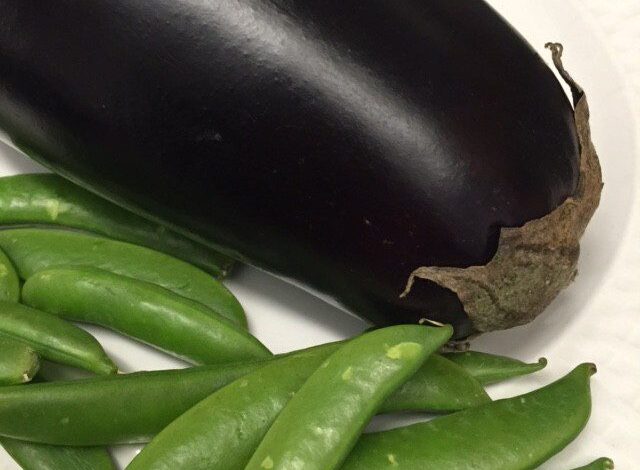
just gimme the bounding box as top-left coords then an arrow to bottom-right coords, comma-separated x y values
569,458 -> 614,469
22,266 -> 270,365
442,350 -> 548,385
341,363 -> 595,470
0,337 -> 40,385
0,300 -> 116,376
0,173 -> 234,276
0,337 -> 489,446
0,228 -> 246,328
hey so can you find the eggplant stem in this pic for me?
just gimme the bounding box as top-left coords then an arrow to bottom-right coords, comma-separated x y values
401,44 -> 603,335
545,42 -> 584,105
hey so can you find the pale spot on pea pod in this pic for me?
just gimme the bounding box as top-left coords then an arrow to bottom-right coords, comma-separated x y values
60,417 -> 70,425
387,454 -> 399,466
260,456 -> 274,469
312,426 -> 339,442
45,199 -> 61,220
238,379 -> 249,388
7,200 -> 27,210
0,265 -> 7,277
37,273 -> 53,282
341,366 -> 353,381
385,342 -> 422,360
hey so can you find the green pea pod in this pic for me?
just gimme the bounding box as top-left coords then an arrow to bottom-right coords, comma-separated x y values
245,325 -> 453,470
0,247 -> 20,302
0,228 -> 246,328
442,350 -> 547,385
0,300 -> 116,375
0,437 -> 115,470
0,337 -> 40,385
342,363 -> 595,470
0,336 -> 488,446
570,458 -> 614,470
0,173 -> 234,277
0,362 -> 262,445
22,266 -> 270,365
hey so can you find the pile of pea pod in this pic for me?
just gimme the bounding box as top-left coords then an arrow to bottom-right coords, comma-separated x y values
0,174 -> 613,470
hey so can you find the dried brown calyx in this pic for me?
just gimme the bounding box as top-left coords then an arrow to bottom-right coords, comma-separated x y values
401,43 -> 603,334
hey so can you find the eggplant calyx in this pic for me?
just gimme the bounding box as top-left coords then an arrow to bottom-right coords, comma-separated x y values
401,43 -> 603,333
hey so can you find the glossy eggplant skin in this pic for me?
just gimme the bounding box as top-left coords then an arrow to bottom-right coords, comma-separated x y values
0,1 -> 579,337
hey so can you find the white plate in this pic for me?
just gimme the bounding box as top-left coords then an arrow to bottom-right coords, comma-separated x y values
1,1 -> 638,468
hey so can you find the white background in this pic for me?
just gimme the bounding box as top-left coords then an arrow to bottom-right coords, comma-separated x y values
0,1 -> 638,468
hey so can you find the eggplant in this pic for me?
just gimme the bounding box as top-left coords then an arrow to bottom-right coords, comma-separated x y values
0,1 -> 601,338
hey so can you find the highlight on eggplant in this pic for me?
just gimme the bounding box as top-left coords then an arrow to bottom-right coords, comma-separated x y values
0,1 -> 601,338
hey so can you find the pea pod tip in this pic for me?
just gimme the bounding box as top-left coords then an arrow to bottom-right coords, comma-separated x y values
583,362 -> 597,376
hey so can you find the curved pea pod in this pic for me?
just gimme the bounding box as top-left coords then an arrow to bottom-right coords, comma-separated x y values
0,300 -> 116,375
0,174 -> 234,277
0,228 -> 246,328
0,247 -> 20,302
570,458 -> 614,470
0,337 -> 40,385
342,363 -> 595,470
442,350 -> 548,385
1,437 -> 115,470
22,266 -> 271,364
245,325 -> 452,470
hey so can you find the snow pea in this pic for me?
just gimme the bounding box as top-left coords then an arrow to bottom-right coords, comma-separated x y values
0,334 -> 488,446
0,336 -> 40,385
0,436 -> 115,470
0,173 -> 234,276
245,325 -> 453,470
22,266 -> 270,364
570,458 -> 614,469
0,247 -> 19,302
0,228 -> 246,328
0,300 -> 116,375
442,350 -> 547,385
342,363 -> 595,470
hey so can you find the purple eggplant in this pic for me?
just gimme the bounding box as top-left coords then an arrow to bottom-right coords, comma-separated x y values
0,1 -> 601,338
